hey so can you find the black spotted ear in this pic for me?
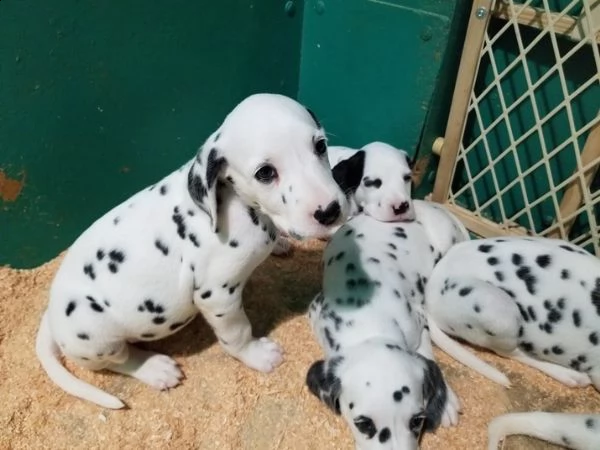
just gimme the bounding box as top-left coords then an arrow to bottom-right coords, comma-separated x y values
188,146 -> 227,232
305,107 -> 322,129
306,358 -> 342,415
331,150 -> 366,197
420,357 -> 448,432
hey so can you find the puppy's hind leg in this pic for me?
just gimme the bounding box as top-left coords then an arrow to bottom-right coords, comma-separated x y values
427,278 -> 520,386
504,349 -> 591,387
105,344 -> 184,391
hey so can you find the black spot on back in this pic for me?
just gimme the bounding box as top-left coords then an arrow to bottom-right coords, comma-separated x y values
535,254 -> 551,268
379,428 -> 391,444
478,244 -> 494,253
65,301 -> 77,317
155,239 -> 169,255
511,253 -> 523,266
459,287 -> 472,296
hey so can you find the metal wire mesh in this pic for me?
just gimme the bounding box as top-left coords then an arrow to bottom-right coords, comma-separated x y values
447,0 -> 600,255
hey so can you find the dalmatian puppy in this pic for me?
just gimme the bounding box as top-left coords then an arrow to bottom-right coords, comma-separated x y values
35,93 -> 349,409
273,141 -> 415,252
306,200 -> 468,450
424,237 -> 600,449
328,142 -> 415,222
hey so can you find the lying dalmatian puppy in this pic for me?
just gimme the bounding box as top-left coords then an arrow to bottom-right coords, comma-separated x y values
306,200 -> 468,450
328,142 -> 415,222
35,93 -> 349,409
273,141 -> 415,253
424,237 -> 600,449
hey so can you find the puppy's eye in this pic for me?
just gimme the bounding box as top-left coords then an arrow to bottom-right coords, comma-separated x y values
403,174 -> 412,182
353,415 -> 377,439
409,415 -> 425,435
314,138 -> 327,157
254,164 -> 278,184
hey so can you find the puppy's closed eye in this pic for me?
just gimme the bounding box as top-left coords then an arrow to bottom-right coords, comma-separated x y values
409,414 -> 426,437
353,415 -> 377,439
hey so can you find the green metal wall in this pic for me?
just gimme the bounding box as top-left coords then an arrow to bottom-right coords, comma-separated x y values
1,0 -> 468,268
0,0 -> 303,268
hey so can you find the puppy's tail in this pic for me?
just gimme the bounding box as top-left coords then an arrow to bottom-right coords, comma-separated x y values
427,315 -> 511,387
488,412 -> 600,450
35,311 -> 125,409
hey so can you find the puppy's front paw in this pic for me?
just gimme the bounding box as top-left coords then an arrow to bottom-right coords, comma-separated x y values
549,366 -> 591,387
441,384 -> 461,427
132,353 -> 184,390
239,337 -> 284,373
271,237 -> 293,257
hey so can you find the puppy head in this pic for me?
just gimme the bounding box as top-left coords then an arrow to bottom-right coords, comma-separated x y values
332,142 -> 415,222
187,93 -> 348,238
307,342 -> 447,450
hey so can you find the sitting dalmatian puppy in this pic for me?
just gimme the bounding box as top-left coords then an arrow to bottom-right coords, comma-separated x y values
424,237 -> 600,449
306,200 -> 468,450
35,93 -> 349,409
273,141 -> 415,253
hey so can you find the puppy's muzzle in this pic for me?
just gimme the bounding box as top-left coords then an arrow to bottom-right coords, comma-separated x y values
314,200 -> 342,226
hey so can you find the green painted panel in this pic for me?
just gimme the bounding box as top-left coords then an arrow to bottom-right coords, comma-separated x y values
454,18 -> 599,252
0,0 -> 303,268
298,0 -> 455,153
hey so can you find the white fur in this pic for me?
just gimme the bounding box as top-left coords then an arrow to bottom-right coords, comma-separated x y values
306,200 -> 469,450
425,236 -> 600,448
35,93 -> 349,409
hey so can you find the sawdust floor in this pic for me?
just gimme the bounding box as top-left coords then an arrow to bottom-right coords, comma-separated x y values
2,239 -> 599,450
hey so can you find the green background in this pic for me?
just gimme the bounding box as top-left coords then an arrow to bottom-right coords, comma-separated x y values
1,0 -> 468,268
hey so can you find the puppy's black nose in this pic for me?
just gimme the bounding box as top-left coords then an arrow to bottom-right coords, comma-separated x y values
314,200 -> 341,226
393,202 -> 409,215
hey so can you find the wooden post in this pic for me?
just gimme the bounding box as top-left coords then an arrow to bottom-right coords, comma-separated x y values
432,0 -> 493,203
548,121 -> 600,238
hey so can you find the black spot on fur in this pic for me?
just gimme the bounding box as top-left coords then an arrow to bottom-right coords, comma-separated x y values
346,279 -> 357,289
206,148 -> 227,189
591,278 -> 600,315
557,298 -> 566,309
141,333 -> 156,339
77,333 -> 89,340
363,177 -> 382,189
83,264 -> 96,280
248,207 -> 259,226
379,428 -> 391,444
346,263 -> 356,273
159,185 -> 168,195
143,299 -> 164,314
516,266 -> 537,294
551,345 -> 564,355
65,301 -> 76,316
459,287 -> 472,296
518,326 -> 524,337
368,257 -> 380,264
561,269 -> 570,280
478,244 -> 494,253
512,253 -> 523,266
388,242 -> 397,250
494,271 -> 504,282
96,249 -> 105,260
590,332 -> 599,345
229,239 -> 239,248
474,304 -> 481,313
393,391 -> 403,402
344,228 -> 353,236
155,239 -> 169,255
189,234 -> 200,247
229,283 -> 240,295
335,251 -> 345,261
547,309 -> 562,323
535,254 -> 551,268
201,290 -> 212,299
386,252 -> 397,260
172,208 -> 187,239
153,316 -> 166,325
394,227 -> 407,239
586,418 -> 595,429
113,217 -> 120,225
487,257 -> 499,266
108,262 -> 118,273
108,250 -> 124,263
517,303 -> 530,322
324,327 -> 337,350
519,342 -> 534,353
527,306 -> 537,321
501,287 -> 516,298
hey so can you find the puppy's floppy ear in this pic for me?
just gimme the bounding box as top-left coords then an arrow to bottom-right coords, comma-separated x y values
420,356 -> 448,432
305,107 -> 322,129
306,358 -> 342,414
331,150 -> 366,197
188,145 -> 227,232
404,151 -> 416,170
